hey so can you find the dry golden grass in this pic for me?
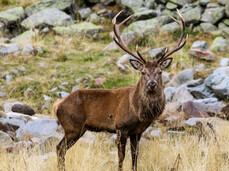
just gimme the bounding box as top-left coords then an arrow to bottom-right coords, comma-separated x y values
1,125 -> 229,171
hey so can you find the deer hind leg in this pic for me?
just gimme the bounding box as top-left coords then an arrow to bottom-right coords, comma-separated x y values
57,127 -> 85,171
116,129 -> 128,171
130,134 -> 141,171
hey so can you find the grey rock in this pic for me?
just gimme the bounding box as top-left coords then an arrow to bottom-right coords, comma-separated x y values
200,0 -> 209,6
226,2 -> 229,17
169,0 -> 188,6
12,104 -> 35,116
182,101 -> 209,118
186,78 -> 204,87
5,74 -> 13,83
36,136 -> 60,154
101,0 -> 115,5
210,37 -> 229,52
78,8 -> 91,20
164,87 -> 177,102
0,131 -> 13,147
218,0 -> 227,5
150,129 -> 161,137
72,85 -> 79,92
183,117 -> 206,127
144,0 -> 156,9
161,22 -> 180,33
53,22 -> 103,38
103,32 -> 138,51
214,66 -> 229,75
187,84 -> 214,99
201,7 -> 225,24
1,117 -> 25,128
16,118 -> 63,141
132,9 -> 157,21
11,29 -> 39,44
166,2 -> 178,10
148,48 -> 163,59
25,0 -> 71,16
0,7 -> 25,26
21,9 -> 73,29
43,95 -> 51,101
183,6 -> 202,24
39,63 -> 46,68
3,101 -> 23,112
56,91 -> 69,98
117,54 -> 132,71
24,88 -> 35,97
22,44 -> 34,55
0,92 -> 7,97
116,0 -> 144,13
123,15 -> 172,37
195,100 -> 226,115
172,85 -> 194,104
200,23 -> 218,33
162,71 -> 170,85
191,41 -> 208,50
205,70 -> 229,100
0,44 -> 19,56
79,131 -> 96,144
89,13 -> 101,24
206,3 -> 220,8
220,58 -> 229,67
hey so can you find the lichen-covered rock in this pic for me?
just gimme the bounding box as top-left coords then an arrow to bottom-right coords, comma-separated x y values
183,6 -> 202,24
200,0 -> 209,6
132,9 -> 157,21
116,0 -> 144,13
123,15 -> 172,37
25,0 -> 71,16
201,7 -> 225,24
0,44 -> 19,56
199,23 -> 217,33
16,118 -> 63,141
11,29 -> 39,44
0,7 -> 25,26
226,2 -> 229,17
21,9 -> 73,29
78,8 -> 91,20
169,0 -> 188,6
89,13 -> 101,24
0,131 -> 13,147
210,36 -> 229,52
53,22 -> 103,37
166,2 -> 177,10
161,22 -> 180,33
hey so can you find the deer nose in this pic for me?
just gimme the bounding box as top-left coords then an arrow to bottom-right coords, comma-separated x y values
147,81 -> 158,90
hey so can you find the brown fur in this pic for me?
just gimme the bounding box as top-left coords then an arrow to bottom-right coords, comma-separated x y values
54,61 -> 167,171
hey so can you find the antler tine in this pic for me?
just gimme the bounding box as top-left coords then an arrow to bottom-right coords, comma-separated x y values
157,9 -> 187,63
112,11 -> 146,63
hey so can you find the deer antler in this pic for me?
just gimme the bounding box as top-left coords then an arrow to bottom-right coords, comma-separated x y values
112,11 -> 146,64
157,9 -> 188,63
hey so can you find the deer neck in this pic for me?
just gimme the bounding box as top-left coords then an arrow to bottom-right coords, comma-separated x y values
132,77 -> 165,121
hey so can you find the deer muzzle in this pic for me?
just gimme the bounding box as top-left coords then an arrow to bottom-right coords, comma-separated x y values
147,81 -> 158,90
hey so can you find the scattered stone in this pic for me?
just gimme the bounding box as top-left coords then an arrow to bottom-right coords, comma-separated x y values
150,128 -> 162,137
56,91 -> 69,98
24,88 -> 35,97
11,29 -> 39,44
201,7 -> 225,24
169,0 -> 188,7
0,44 -> 19,56
22,44 -> 34,55
89,13 -> 101,24
182,101 -> 209,119
80,131 -> 96,144
95,77 -> 106,87
116,0 -> 144,14
132,9 -> 157,21
25,0 -> 71,16
149,48 -> 164,59
162,22 -> 180,33
78,8 -> 91,20
172,85 -> 194,104
3,140 -> 32,152
0,7 -> 25,26
183,117 -> 206,127
16,118 -> 63,141
0,131 -> 13,147
21,9 -> 73,29
164,87 -> 177,102
166,2 -> 178,10
210,36 -> 229,52
72,86 -> 79,92
187,84 -> 214,99
162,71 -> 170,85
220,58 -> 229,67
200,0 -> 210,6
53,22 -> 103,38
0,92 -> 7,97
200,23 -> 218,33
183,6 -> 202,24
11,104 -> 35,116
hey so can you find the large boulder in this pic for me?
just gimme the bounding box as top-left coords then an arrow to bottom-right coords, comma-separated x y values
210,36 -> 229,52
172,85 -> 194,104
25,0 -> 71,16
0,44 -> 19,56
199,23 -> 218,33
183,6 -> 202,24
0,131 -> 13,147
11,29 -> 39,44
21,9 -> 73,29
16,118 -> 63,141
123,15 -> 172,37
169,0 -> 188,7
161,22 -> 180,33
205,68 -> 229,100
201,7 -> 225,24
116,0 -> 145,14
53,22 -> 103,37
132,9 -> 157,21
0,7 -> 25,26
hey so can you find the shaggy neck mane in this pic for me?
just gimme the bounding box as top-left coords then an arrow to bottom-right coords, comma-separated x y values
132,77 -> 165,121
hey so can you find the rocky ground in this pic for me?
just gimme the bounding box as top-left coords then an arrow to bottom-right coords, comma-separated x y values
0,0 -> 229,170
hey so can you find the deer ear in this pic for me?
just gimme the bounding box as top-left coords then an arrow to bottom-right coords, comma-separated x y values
130,59 -> 143,71
160,58 -> 173,70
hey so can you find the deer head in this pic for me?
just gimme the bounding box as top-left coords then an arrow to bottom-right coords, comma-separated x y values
112,10 -> 187,92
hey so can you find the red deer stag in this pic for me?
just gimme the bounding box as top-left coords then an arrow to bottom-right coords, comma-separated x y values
54,10 -> 187,171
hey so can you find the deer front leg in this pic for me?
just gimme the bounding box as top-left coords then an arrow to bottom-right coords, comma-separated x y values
116,129 -> 128,171
130,134 -> 141,171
